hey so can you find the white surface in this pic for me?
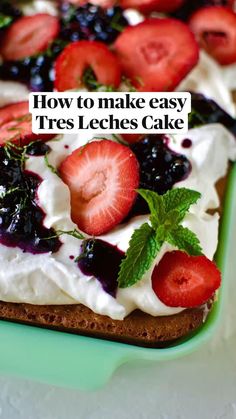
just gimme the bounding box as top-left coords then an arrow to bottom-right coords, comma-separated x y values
0,201 -> 235,418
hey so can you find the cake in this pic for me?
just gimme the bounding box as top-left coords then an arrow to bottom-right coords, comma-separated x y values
0,0 -> 235,348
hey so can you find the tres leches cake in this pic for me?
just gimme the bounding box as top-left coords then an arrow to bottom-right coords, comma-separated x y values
0,0 -> 235,346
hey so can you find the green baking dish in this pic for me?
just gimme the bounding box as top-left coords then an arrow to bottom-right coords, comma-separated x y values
0,163 -> 235,391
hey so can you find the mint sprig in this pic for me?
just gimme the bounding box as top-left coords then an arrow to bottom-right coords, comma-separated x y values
118,223 -> 161,288
118,187 -> 202,288
0,14 -> 13,29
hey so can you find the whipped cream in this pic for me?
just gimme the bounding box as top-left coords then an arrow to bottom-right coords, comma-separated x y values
19,0 -> 58,16
0,124 -> 234,320
0,1 -> 236,320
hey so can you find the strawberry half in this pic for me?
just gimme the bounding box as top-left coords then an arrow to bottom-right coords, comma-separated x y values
67,0 -> 116,7
0,102 -> 29,127
54,41 -> 121,92
121,133 -> 143,144
189,6 -> 236,65
0,14 -> 59,61
59,140 -> 140,235
120,0 -> 184,14
0,102 -> 54,146
152,251 -> 221,308
114,19 -> 199,92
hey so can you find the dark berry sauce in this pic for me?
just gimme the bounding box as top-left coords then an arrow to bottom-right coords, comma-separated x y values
78,239 -> 124,297
0,144 -> 61,254
130,135 -> 192,215
25,141 -> 51,156
189,93 -> 236,136
182,139 -> 192,148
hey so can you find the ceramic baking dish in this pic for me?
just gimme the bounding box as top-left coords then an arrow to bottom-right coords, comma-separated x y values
0,163 -> 235,391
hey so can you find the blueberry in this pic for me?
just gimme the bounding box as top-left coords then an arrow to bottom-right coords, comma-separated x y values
59,2 -> 128,44
0,145 -> 61,255
26,141 -> 51,156
189,92 -> 236,136
130,135 -> 191,216
78,239 -> 125,297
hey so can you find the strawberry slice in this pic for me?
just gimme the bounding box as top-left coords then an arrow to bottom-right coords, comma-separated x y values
0,14 -> 60,61
54,41 -> 121,92
0,102 -> 55,146
120,0 -> 184,14
121,133 -> 143,144
59,140 -> 140,235
189,6 -> 236,65
67,0 -> 116,7
152,251 -> 221,308
0,102 -> 29,127
114,19 -> 199,92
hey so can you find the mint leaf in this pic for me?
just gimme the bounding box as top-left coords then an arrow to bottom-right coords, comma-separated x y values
138,189 -> 165,229
0,14 -> 13,29
167,225 -> 203,256
118,223 -> 161,288
164,188 -> 201,220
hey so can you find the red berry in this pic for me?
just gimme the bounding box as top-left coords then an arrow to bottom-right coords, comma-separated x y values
59,140 -> 140,235
120,0 -> 184,14
189,6 -> 236,65
0,101 -> 29,127
152,251 -> 221,308
0,14 -> 59,61
121,133 -> 143,144
67,0 -> 116,7
54,41 -> 121,92
114,19 -> 199,92
0,102 -> 55,146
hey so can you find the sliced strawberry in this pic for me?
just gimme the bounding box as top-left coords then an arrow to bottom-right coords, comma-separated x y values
152,251 -> 221,308
114,19 -> 199,92
0,103 -> 55,146
59,140 -> 139,235
67,0 -> 116,7
0,102 -> 29,127
189,6 -> 236,65
121,133 -> 143,144
120,0 -> 184,14
0,14 -> 60,61
54,41 -> 121,92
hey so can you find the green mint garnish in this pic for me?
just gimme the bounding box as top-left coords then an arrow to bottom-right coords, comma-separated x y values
118,223 -> 161,288
0,14 -> 13,29
82,67 -> 114,92
42,229 -> 85,241
118,187 -> 203,288
44,152 -> 60,177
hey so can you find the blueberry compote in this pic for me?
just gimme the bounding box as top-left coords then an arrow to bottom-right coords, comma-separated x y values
77,239 -> 124,297
0,41 -> 65,92
59,2 -> 128,44
0,143 -> 61,254
189,93 -> 236,136
130,135 -> 191,215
